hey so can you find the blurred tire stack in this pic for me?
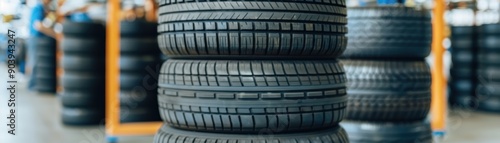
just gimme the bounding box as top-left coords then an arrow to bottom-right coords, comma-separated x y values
340,6 -> 433,142
119,20 -> 162,122
477,24 -> 500,112
35,37 -> 57,93
60,21 -> 106,125
449,26 -> 476,107
153,0 -> 350,142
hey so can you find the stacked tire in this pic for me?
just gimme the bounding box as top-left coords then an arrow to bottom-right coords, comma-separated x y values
476,24 -> 500,112
154,0 -> 350,142
340,6 -> 433,142
449,26 -> 476,107
34,37 -> 57,93
60,21 -> 105,125
119,20 -> 162,122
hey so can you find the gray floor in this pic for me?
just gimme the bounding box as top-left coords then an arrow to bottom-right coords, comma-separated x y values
1,63 -> 499,143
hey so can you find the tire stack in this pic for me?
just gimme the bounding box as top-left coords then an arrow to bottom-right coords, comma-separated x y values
476,24 -> 500,112
154,0 -> 350,142
340,6 -> 433,142
119,20 -> 162,122
35,37 -> 57,93
60,21 -> 106,125
449,26 -> 476,107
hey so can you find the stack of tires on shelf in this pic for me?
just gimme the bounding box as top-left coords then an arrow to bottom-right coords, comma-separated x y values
449,26 -> 476,107
119,20 -> 162,122
340,6 -> 433,142
154,0 -> 350,142
35,37 -> 57,93
60,21 -> 105,125
476,24 -> 500,112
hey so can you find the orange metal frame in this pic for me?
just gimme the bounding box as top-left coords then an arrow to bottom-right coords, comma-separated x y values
431,0 -> 447,133
104,0 -> 448,137
105,0 -> 162,137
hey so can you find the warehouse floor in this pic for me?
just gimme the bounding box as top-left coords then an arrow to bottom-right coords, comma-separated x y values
0,63 -> 499,143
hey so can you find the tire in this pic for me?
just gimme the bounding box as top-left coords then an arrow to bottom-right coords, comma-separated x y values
451,36 -> 473,50
120,90 -> 158,107
121,37 -> 160,54
120,107 -> 161,123
62,54 -> 105,72
62,107 -> 104,125
62,72 -> 105,90
35,77 -> 56,93
120,72 -> 158,89
343,6 -> 432,59
121,21 -> 157,37
37,56 -> 56,69
60,90 -> 105,108
341,60 -> 431,122
158,0 -> 347,59
450,67 -> 473,79
62,37 -> 105,55
477,67 -> 500,82
62,21 -> 105,37
451,26 -> 474,36
341,121 -> 432,143
158,59 -> 347,133
120,55 -> 161,72
451,50 -> 473,64
477,97 -> 500,113
35,37 -> 56,57
478,52 -> 500,67
153,125 -> 349,143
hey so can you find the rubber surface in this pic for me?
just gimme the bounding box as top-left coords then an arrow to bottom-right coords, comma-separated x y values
120,37 -> 160,54
120,55 -> 161,72
120,90 -> 158,107
154,124 -> 349,143
62,21 -> 106,36
62,55 -> 105,72
157,0 -> 347,59
158,59 -> 347,133
62,72 -> 105,90
341,121 -> 432,143
120,107 -> 161,123
120,72 -> 158,89
121,20 -> 157,36
62,37 -> 105,55
343,6 -> 432,59
62,107 -> 105,125
61,90 -> 105,108
342,60 -> 431,122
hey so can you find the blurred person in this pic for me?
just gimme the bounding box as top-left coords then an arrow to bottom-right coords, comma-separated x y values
28,0 -> 54,90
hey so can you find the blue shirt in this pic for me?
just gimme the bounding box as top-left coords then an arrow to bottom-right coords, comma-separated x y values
29,4 -> 46,37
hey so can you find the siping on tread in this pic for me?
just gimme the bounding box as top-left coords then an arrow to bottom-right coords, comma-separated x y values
153,124 -> 349,143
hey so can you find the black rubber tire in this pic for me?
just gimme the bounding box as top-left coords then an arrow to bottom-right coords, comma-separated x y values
62,37 -> 105,55
157,0 -> 347,59
480,24 -> 500,35
341,60 -> 431,122
37,55 -> 56,69
343,6 -> 432,59
35,37 -> 56,57
477,66 -> 500,82
120,107 -> 161,123
478,52 -> 500,67
153,125 -> 349,143
35,77 -> 56,93
341,121 -> 432,143
62,72 -> 105,90
60,89 -> 105,108
62,107 -> 104,125
477,97 -> 500,113
62,21 -> 106,37
120,90 -> 158,107
120,55 -> 161,72
62,54 -> 105,72
121,20 -> 157,37
451,26 -> 474,36
121,37 -> 159,54
451,50 -> 473,65
120,72 -> 159,90
450,67 -> 473,79
158,59 -> 347,133
449,79 -> 474,94
451,37 -> 473,50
